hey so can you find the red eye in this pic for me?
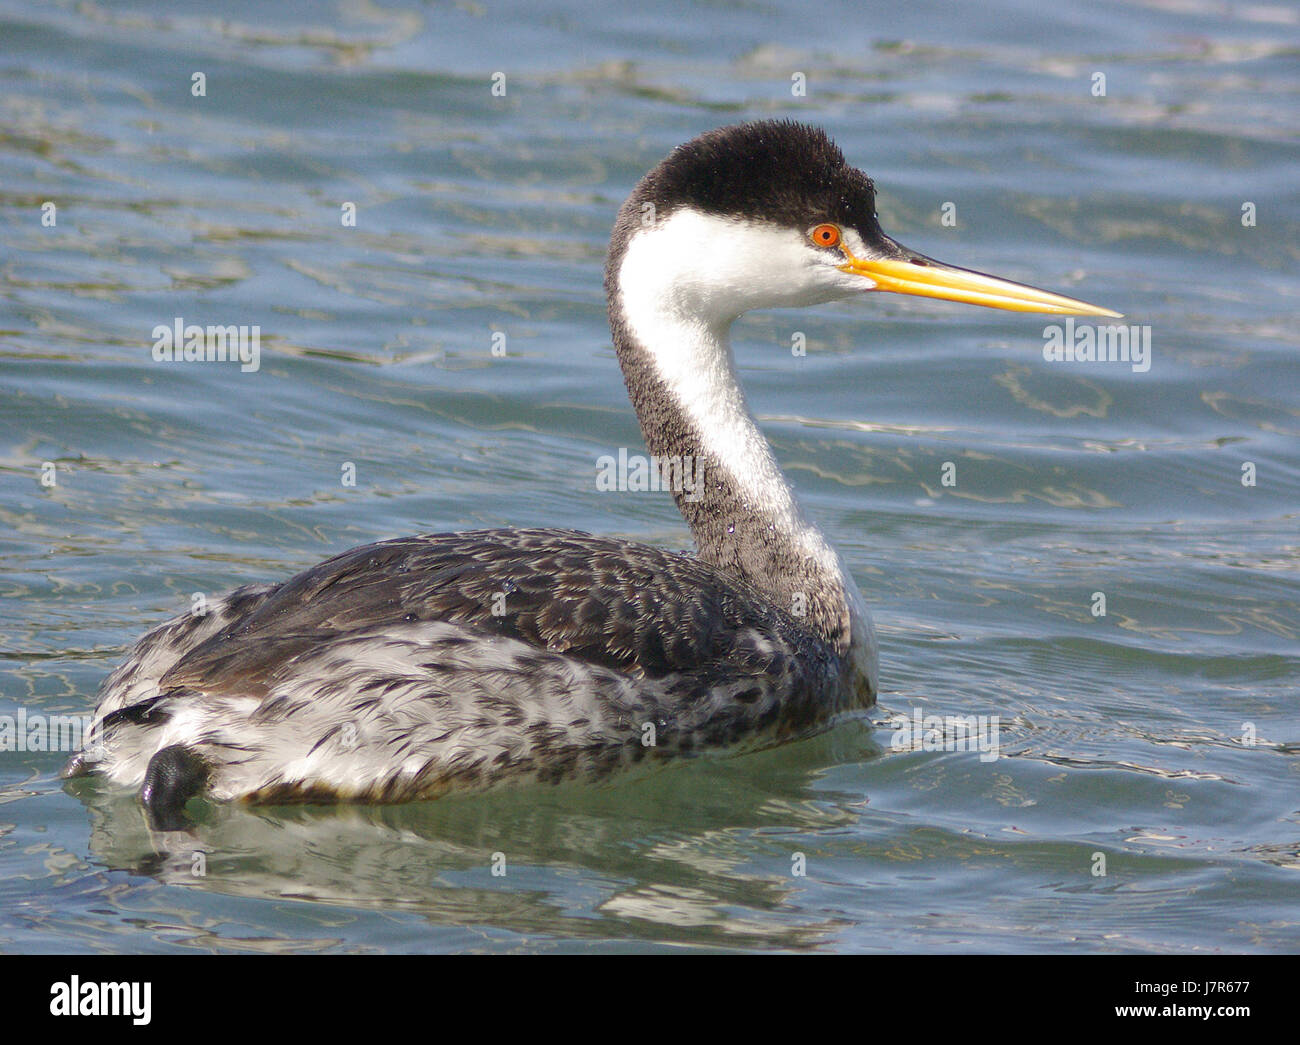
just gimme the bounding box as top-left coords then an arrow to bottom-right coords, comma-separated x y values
810,223 -> 841,248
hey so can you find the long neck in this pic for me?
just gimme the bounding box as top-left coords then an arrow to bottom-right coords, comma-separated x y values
608,262 -> 866,660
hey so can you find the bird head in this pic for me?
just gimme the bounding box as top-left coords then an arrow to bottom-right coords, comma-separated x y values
607,120 -> 1119,326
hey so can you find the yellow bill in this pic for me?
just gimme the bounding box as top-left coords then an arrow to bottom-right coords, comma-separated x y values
841,242 -> 1121,318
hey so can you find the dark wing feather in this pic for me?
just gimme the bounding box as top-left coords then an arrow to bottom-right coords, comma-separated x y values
161,528 -> 824,698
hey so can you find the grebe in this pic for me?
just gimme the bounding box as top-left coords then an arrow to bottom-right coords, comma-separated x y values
65,121 -> 1117,826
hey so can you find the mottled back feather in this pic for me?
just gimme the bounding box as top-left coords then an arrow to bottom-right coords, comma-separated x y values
163,528 -> 827,698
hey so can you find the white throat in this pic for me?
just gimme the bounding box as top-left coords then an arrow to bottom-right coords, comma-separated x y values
613,209 -> 878,691
616,211 -> 836,568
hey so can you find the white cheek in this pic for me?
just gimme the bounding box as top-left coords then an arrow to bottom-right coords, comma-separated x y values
620,210 -> 844,321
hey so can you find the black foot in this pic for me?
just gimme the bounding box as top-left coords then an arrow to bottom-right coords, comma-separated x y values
140,745 -> 210,831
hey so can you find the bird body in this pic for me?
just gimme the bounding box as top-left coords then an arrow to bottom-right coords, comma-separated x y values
65,121 -> 1114,823
70,529 -> 851,807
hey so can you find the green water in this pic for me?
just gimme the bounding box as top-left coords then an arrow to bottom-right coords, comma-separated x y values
1,0 -> 1297,952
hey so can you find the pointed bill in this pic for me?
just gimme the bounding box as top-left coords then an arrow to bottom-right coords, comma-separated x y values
840,243 -> 1121,317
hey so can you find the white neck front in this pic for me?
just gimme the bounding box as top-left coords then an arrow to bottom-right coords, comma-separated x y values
610,211 -> 877,689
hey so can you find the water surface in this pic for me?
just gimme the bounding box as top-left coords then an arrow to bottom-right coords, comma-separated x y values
1,0 -> 1298,952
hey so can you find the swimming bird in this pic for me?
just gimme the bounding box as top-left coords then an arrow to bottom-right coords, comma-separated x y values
64,120 -> 1117,826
